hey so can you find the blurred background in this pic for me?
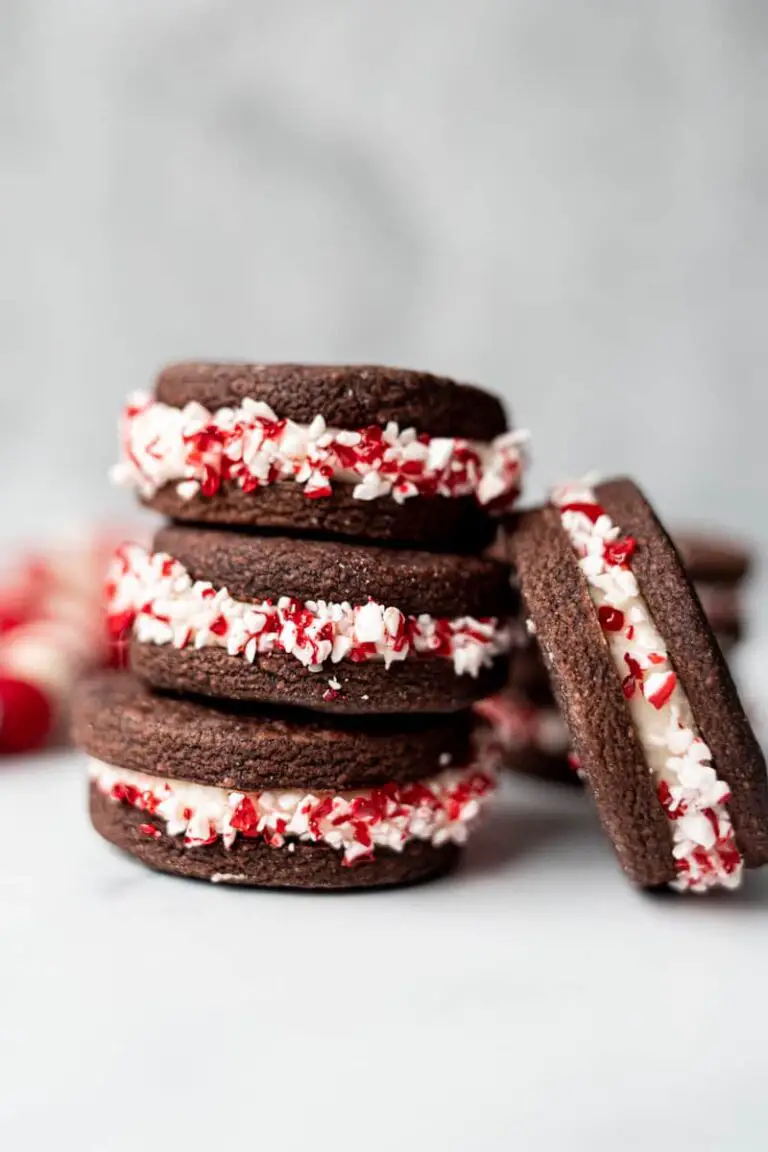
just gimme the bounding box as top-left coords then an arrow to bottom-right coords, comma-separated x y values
2,1 -> 766,619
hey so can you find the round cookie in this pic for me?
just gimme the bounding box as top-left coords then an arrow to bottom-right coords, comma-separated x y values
89,791 -> 460,890
508,477 -> 768,893
76,673 -> 494,889
155,362 -> 507,440
676,532 -> 753,586
108,527 -> 515,713
112,362 -> 527,552
73,672 -> 476,791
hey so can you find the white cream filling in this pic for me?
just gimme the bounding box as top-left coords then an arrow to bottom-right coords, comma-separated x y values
107,544 -> 512,678
89,757 -> 496,865
111,393 -> 527,508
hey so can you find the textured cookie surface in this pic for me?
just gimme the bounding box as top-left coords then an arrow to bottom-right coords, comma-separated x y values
130,641 -> 509,714
146,485 -> 496,554
74,672 -> 475,790
90,784 -> 459,890
156,361 -> 507,440
153,525 -> 514,619
509,505 -> 675,887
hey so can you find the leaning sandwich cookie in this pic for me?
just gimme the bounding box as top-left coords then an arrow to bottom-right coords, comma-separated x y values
107,526 -> 516,714
111,362 -> 527,553
508,477 -> 768,893
74,673 -> 497,889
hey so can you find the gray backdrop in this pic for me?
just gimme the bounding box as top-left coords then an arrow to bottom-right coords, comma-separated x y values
2,1 -> 766,618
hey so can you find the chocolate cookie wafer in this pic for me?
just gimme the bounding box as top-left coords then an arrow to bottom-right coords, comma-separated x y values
508,477 -> 768,893
107,526 -> 516,713
75,673 -> 495,889
112,362 -> 527,553
678,532 -> 753,650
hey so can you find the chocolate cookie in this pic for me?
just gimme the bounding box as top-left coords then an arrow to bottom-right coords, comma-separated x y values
112,362 -> 527,551
76,673 -> 494,889
508,477 -> 768,893
107,528 -> 515,713
89,787 -> 460,889
676,533 -> 753,586
693,585 -> 743,648
74,672 -> 476,791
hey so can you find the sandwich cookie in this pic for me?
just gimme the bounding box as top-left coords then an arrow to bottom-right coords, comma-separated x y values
74,673 -> 496,888
112,362 -> 527,553
107,526 -> 516,713
509,477 -> 768,892
677,532 -> 752,651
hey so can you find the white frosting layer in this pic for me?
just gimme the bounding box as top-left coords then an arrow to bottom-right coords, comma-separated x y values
111,393 -> 527,509
89,757 -> 496,865
106,544 -> 512,678
553,482 -> 742,893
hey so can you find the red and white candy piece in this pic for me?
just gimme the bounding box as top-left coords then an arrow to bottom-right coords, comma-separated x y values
0,676 -> 53,754
0,535 -> 130,755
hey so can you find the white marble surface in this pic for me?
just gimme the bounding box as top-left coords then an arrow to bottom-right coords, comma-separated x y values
1,651 -> 767,1152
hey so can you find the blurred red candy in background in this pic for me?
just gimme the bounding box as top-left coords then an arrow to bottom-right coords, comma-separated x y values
0,538 -> 125,755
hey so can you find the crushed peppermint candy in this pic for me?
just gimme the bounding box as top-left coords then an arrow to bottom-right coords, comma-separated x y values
106,544 -> 512,678
322,677 -> 343,702
553,481 -> 743,893
111,393 -> 527,510
89,757 -> 497,865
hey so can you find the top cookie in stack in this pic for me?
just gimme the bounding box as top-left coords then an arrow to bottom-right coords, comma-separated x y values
77,362 -> 522,890
113,362 -> 526,553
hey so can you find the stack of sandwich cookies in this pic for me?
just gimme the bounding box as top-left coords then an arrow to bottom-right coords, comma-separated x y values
80,362 -> 523,888
479,529 -> 755,787
509,477 -> 768,893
